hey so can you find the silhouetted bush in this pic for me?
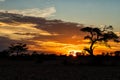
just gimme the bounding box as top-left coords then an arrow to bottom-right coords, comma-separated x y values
0,50 -> 10,59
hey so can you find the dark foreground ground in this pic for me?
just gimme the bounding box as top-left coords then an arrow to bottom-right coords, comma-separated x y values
0,60 -> 120,80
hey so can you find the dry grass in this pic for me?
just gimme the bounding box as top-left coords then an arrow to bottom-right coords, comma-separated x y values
0,60 -> 120,80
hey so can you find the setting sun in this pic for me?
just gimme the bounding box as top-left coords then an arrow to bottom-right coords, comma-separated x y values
68,50 -> 82,57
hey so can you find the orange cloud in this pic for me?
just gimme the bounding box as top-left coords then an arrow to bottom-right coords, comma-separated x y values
28,40 -> 85,55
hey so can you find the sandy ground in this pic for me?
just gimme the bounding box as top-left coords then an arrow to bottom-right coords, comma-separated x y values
0,60 -> 120,80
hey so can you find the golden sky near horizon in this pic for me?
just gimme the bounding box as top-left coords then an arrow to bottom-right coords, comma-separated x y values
0,0 -> 120,55
0,20 -> 120,55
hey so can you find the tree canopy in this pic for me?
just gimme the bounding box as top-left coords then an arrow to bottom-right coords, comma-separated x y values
80,26 -> 119,56
9,43 -> 28,56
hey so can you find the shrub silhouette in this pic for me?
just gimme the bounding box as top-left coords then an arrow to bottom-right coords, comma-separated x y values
114,51 -> 120,56
0,50 -> 10,58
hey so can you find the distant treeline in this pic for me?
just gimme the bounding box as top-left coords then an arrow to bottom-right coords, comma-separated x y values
0,50 -> 120,66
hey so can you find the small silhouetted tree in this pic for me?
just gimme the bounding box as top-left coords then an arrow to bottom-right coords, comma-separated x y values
80,26 -> 119,56
9,43 -> 28,56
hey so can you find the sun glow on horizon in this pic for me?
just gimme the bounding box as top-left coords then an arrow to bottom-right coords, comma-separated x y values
68,50 -> 82,57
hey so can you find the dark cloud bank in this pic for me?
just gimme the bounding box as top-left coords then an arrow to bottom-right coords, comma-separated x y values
0,12 -> 84,51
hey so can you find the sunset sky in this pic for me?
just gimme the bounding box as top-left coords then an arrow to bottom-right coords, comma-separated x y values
0,0 -> 120,55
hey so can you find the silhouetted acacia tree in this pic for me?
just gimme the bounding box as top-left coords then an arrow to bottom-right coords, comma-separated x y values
80,26 -> 119,56
9,43 -> 28,56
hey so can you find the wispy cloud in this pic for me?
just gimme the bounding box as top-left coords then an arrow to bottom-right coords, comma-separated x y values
0,22 -> 52,40
115,32 -> 120,36
28,40 -> 85,54
0,7 -> 56,18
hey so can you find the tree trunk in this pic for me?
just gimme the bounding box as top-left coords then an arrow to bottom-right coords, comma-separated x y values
16,51 -> 19,56
89,41 -> 94,56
